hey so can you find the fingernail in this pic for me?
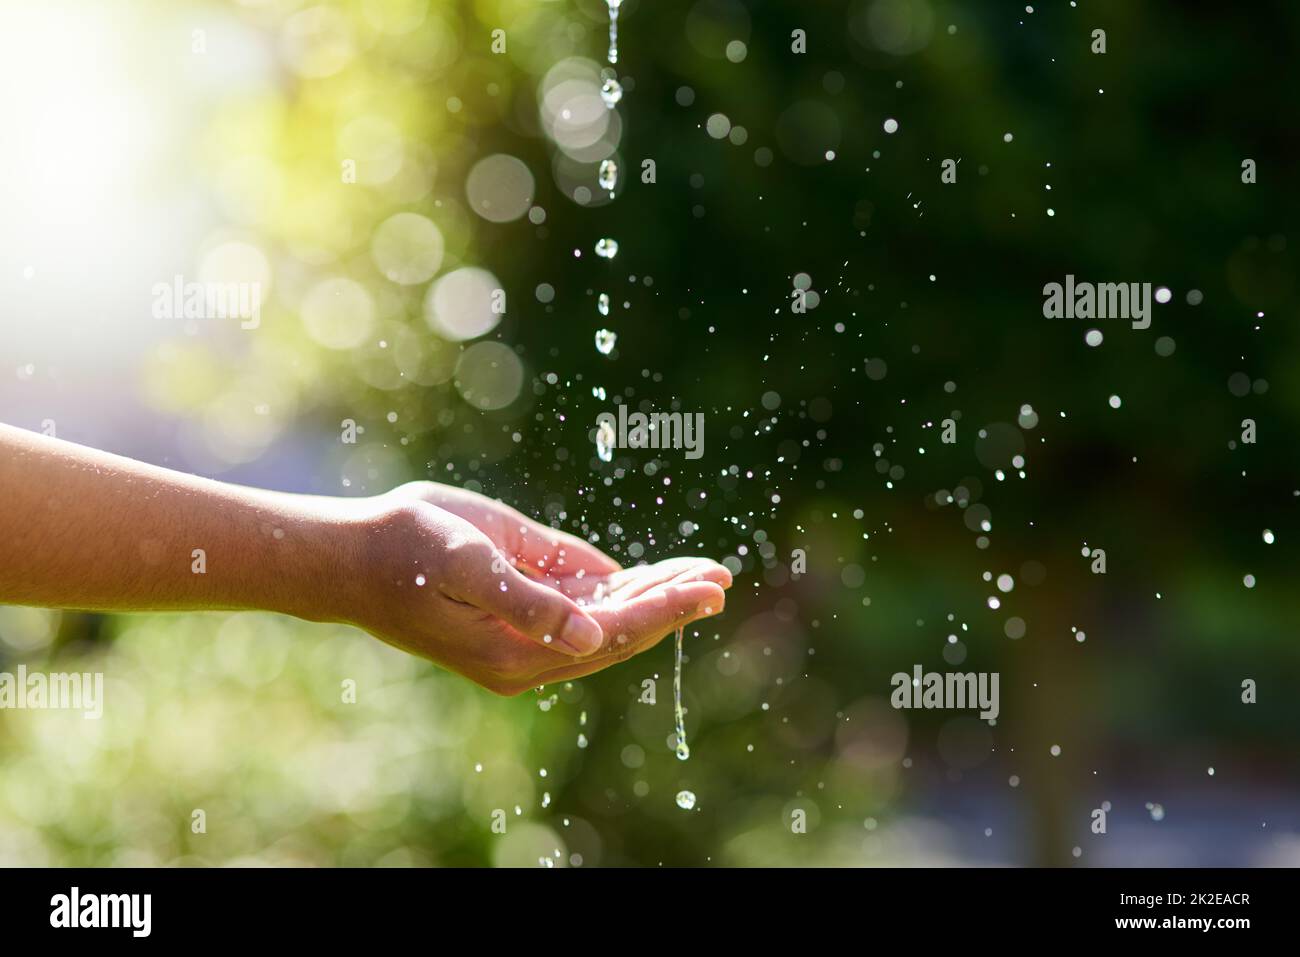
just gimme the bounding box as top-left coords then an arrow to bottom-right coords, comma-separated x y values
560,612 -> 603,655
696,596 -> 723,616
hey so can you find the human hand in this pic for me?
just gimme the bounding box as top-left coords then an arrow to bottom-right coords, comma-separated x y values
513,556 -> 732,687
0,428 -> 730,696
381,479 -> 623,581
343,488 -> 731,695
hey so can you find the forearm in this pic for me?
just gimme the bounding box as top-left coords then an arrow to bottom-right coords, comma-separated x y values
0,423 -> 363,621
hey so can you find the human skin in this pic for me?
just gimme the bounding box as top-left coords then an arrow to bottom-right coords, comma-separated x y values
0,423 -> 731,694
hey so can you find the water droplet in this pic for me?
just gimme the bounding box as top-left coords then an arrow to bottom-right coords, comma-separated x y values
599,158 -> 618,192
594,328 -> 617,355
597,292 -> 610,316
675,789 -> 696,810
595,237 -> 619,259
1263,529 -> 1275,544
600,76 -> 623,108
596,418 -> 616,462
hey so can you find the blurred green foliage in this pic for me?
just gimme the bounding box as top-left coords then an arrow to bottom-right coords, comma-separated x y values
2,0 -> 1299,866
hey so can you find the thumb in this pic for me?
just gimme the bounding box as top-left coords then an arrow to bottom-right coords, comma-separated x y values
460,557 -> 604,656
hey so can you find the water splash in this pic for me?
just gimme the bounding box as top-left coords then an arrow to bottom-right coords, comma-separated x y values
606,0 -> 621,64
673,625 -> 689,760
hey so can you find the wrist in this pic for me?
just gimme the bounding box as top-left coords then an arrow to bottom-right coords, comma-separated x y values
256,493 -> 380,626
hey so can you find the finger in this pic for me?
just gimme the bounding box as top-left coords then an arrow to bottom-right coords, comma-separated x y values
508,517 -> 622,578
449,557 -> 605,657
541,558 -> 733,603
588,580 -> 725,655
532,563 -> 662,601
425,488 -> 622,578
606,558 -> 733,601
533,570 -> 608,600
530,583 -> 726,684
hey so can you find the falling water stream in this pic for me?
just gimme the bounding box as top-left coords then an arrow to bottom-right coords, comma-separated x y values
606,0 -> 621,64
592,0 -> 696,811
594,1 -> 621,359
673,625 -> 695,809
596,1 -> 695,811
673,626 -> 689,761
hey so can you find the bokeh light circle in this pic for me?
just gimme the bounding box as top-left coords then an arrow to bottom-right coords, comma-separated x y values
370,212 -> 444,285
423,267 -> 504,342
281,6 -> 356,78
300,277 -> 375,350
775,100 -> 842,166
454,341 -> 524,411
337,116 -> 404,186
466,154 -> 535,223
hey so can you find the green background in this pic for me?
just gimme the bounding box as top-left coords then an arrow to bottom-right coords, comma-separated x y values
1,0 -> 1297,866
